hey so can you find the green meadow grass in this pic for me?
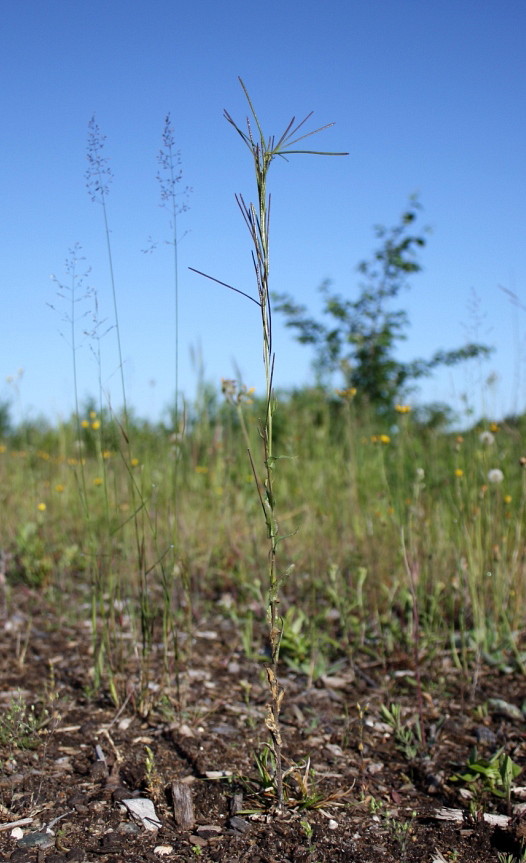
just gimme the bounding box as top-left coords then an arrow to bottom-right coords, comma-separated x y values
1,393 -> 524,689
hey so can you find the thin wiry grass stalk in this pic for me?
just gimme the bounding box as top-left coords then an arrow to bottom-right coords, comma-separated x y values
50,245 -> 91,520
86,118 -> 128,429
196,78 -> 347,807
157,114 -> 191,451
51,247 -> 117,693
86,118 -> 154,678
156,116 -> 191,691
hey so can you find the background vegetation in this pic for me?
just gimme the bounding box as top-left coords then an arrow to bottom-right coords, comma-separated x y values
1,382 -> 524,701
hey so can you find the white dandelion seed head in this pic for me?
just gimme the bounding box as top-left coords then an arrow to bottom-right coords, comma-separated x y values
487,468 -> 504,483
479,431 -> 495,446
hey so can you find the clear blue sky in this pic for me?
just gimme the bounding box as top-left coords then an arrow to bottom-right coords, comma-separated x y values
2,0 -> 525,425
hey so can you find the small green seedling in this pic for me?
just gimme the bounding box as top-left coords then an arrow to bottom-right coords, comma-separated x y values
0,691 -> 48,750
451,747 -> 522,803
380,702 -> 421,760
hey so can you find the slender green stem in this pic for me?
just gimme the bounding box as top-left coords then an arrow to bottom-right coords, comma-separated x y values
223,80 -> 347,808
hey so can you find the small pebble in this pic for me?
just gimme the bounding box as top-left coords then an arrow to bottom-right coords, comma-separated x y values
117,821 -> 140,834
475,725 -> 497,744
89,761 -> 108,781
488,698 -> 524,722
189,834 -> 208,847
122,797 -> 162,831
17,831 -> 55,849
196,824 -> 222,838
229,816 -> 250,834
325,743 -> 344,758
154,845 -> 174,856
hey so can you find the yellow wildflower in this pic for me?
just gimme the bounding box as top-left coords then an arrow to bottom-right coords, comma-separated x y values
0,444 -> 6,453
239,385 -> 255,404
93,477 -> 103,486
489,422 -> 499,432
454,469 -> 464,478
504,494 -> 512,504
336,387 -> 357,399
55,484 -> 65,493
195,465 -> 208,474
89,410 -> 97,420
81,420 -> 89,429
102,450 -> 111,459
37,502 -> 47,512
394,404 -> 411,414
130,457 -> 140,467
91,420 -> 101,431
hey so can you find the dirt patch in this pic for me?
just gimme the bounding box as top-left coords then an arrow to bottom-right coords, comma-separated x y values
1,587 -> 525,862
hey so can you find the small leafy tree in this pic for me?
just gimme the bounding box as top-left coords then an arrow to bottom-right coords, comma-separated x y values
274,199 -> 493,414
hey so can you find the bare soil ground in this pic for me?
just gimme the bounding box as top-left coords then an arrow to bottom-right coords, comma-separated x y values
1,586 -> 526,863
